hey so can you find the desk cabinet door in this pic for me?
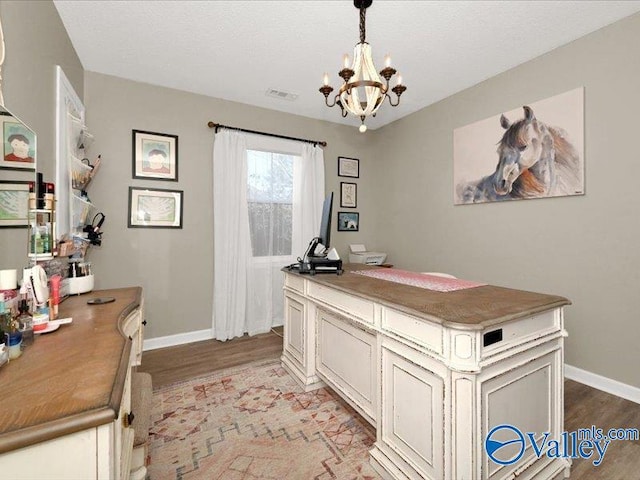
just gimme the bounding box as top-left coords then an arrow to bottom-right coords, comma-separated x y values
380,343 -> 445,480
480,349 -> 562,480
316,310 -> 376,422
284,292 -> 306,367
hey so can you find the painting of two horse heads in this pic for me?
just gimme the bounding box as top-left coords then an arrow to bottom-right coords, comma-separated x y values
454,90 -> 584,205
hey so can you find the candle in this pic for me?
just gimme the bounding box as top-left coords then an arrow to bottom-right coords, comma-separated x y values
343,54 -> 350,69
323,73 -> 329,86
384,55 -> 391,68
396,74 -> 403,86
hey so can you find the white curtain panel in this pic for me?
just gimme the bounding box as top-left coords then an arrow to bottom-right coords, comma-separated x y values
213,132 -> 325,341
247,143 -> 325,333
292,144 -> 326,255
212,130 -> 250,341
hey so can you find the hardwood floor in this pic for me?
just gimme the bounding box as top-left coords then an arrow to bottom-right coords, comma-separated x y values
139,330 -> 640,479
138,327 -> 283,388
564,380 -> 640,479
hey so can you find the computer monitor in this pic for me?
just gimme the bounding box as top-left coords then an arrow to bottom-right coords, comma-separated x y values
318,192 -> 333,249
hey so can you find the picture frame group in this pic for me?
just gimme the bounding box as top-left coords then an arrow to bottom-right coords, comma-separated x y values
340,182 -> 357,208
337,211 -> 359,232
132,129 -> 179,181
0,112 -> 36,171
0,180 -> 29,228
338,156 -> 359,178
128,186 -> 183,229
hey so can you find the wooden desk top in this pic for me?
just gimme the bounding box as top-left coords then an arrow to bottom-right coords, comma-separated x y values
0,287 -> 142,454
286,264 -> 569,330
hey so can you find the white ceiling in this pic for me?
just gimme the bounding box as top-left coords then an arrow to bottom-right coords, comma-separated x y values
53,0 -> 640,131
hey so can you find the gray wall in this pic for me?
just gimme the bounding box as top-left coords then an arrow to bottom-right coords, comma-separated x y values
370,13 -> 640,387
2,1 -> 637,388
84,71 -> 376,339
0,0 -> 83,273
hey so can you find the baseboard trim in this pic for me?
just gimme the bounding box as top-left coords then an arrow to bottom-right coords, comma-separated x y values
565,364 -> 640,404
143,329 -> 213,351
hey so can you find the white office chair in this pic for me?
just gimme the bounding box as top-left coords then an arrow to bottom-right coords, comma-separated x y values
422,272 -> 457,279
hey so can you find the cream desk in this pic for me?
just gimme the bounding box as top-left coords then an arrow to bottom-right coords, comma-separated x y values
281,265 -> 571,480
0,287 -> 144,480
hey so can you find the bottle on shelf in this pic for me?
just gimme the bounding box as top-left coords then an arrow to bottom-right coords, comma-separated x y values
31,225 -> 43,254
28,181 -> 36,210
37,172 -> 45,209
44,182 -> 55,210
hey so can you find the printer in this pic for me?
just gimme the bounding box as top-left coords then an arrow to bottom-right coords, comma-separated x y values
349,244 -> 387,265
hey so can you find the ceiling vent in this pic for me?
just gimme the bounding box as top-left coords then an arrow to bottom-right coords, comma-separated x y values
266,88 -> 298,101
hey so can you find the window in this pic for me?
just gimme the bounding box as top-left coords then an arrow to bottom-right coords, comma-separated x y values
246,149 -> 297,257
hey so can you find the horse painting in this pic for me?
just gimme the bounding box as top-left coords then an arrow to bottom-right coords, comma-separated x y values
456,105 -> 582,204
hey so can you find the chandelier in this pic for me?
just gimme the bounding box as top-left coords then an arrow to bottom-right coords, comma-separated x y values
319,0 -> 406,133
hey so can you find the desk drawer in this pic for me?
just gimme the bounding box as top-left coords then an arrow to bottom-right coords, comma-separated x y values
307,282 -> 374,324
481,309 -> 559,357
382,309 -> 442,355
285,273 -> 305,294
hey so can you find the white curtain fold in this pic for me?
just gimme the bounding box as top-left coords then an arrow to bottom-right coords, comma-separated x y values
212,130 -> 250,341
292,143 -> 325,256
213,133 -> 324,341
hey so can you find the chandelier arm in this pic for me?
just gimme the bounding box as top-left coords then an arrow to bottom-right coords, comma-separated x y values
386,92 -> 400,107
324,96 -> 337,108
387,84 -> 407,107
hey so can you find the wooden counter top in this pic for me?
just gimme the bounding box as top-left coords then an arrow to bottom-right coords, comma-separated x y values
0,287 -> 142,454
286,264 -> 569,330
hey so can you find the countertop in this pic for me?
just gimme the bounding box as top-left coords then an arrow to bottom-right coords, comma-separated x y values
0,287 -> 142,454
285,264 -> 570,330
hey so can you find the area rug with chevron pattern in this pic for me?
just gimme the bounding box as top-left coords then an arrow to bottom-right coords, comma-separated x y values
148,360 -> 381,479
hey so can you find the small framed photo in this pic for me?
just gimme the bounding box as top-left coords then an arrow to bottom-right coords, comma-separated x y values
337,212 -> 359,232
132,129 -> 178,181
128,187 -> 183,228
0,120 -> 36,171
340,182 -> 357,208
0,181 -> 30,227
338,156 -> 359,178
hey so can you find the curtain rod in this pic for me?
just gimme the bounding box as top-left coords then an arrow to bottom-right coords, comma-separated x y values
207,121 -> 327,148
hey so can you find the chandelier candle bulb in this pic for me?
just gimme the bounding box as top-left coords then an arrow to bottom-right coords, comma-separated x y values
384,54 -> 391,68
396,74 -> 403,86
343,54 -> 350,68
323,73 -> 329,86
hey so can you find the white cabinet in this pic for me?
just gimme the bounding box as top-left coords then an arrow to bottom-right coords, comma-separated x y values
378,337 -> 446,480
479,344 -> 564,480
316,309 -> 377,424
0,302 -> 143,480
0,364 -> 134,480
281,290 -> 324,391
282,270 -> 571,480
122,298 -> 145,367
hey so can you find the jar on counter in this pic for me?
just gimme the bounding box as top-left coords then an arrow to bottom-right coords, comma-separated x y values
17,300 -> 33,347
7,331 -> 22,359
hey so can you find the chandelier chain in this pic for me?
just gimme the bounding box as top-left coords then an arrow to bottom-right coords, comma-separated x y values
359,7 -> 366,43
